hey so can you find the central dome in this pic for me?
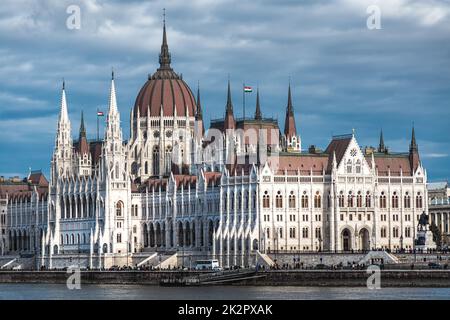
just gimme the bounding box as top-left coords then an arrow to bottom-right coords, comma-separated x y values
133,21 -> 196,118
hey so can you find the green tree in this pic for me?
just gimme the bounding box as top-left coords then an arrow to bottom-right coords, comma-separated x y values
430,223 -> 441,248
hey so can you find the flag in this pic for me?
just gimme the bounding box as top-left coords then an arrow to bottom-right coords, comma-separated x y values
97,111 -> 104,116
244,86 -> 252,93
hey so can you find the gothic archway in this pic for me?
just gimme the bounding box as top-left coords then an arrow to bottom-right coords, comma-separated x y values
342,228 -> 351,251
359,228 -> 370,251
149,224 -> 155,247
143,224 -> 149,247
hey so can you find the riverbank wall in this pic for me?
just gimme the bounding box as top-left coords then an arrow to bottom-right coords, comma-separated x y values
0,270 -> 449,287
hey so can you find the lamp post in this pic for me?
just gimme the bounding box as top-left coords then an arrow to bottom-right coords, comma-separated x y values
274,230 -> 278,264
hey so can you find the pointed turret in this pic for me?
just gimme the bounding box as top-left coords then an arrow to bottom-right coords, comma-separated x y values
59,80 -> 69,125
284,83 -> 296,138
78,111 -> 89,156
158,11 -> 172,70
104,71 -> 124,181
254,88 -> 262,121
224,79 -> 235,130
195,82 -> 204,137
52,80 -> 73,181
195,83 -> 203,121
409,125 -> 420,173
410,125 -> 418,153
105,70 -> 122,146
108,69 -> 118,116
79,111 -> 86,139
378,129 -> 386,153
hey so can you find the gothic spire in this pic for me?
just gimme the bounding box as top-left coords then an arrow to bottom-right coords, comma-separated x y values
224,78 -> 235,130
59,79 -> 69,124
378,129 -> 385,153
255,87 -> 262,121
410,125 -> 418,152
158,9 -> 172,70
108,70 -> 118,115
196,82 -> 203,121
284,82 -> 296,137
287,82 -> 294,116
79,111 -> 86,139
409,124 -> 420,173
226,78 -> 233,115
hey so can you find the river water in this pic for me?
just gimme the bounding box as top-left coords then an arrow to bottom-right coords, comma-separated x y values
0,284 -> 449,300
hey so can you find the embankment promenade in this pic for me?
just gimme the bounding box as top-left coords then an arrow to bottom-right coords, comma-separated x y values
1,270 -> 449,287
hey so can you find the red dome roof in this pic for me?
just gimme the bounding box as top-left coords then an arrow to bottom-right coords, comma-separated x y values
133,21 -> 196,118
134,70 -> 196,118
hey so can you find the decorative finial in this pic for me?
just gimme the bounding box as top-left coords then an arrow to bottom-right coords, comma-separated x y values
158,8 -> 171,69
62,78 -> 65,90
111,67 -> 114,80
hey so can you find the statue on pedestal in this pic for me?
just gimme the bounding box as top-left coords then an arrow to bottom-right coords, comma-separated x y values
415,211 -> 437,251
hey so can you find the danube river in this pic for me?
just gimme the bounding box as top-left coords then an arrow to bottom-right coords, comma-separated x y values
0,284 -> 449,300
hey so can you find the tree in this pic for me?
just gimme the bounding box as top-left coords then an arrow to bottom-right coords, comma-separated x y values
430,223 -> 441,248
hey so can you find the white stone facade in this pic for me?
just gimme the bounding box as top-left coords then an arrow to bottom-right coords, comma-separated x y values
0,24 -> 429,269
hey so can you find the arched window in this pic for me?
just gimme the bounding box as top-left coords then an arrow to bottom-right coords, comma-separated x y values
347,159 -> 352,173
289,191 -> 296,208
404,192 -> 411,208
392,192 -> 399,208
115,163 -> 119,179
380,191 -> 387,208
416,193 -> 423,208
238,192 -> 242,210
131,162 -> 138,175
301,191 -> 309,208
356,191 -> 362,207
381,227 -> 387,238
393,227 -> 399,238
347,191 -> 353,207
244,191 -> 249,210
252,191 -> 257,210
405,227 -> 411,238
278,227 -> 283,239
116,201 -> 123,217
355,160 -> 361,174
302,227 -> 309,238
117,233 -> 122,243
366,191 -> 371,207
263,191 -> 270,208
315,227 -> 321,239
314,192 -> 321,208
276,191 -> 283,208
144,161 -> 148,175
152,146 -> 159,175
339,191 -> 345,207
164,145 -> 172,173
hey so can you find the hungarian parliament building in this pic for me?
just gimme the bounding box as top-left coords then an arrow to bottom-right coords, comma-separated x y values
0,22 -> 428,269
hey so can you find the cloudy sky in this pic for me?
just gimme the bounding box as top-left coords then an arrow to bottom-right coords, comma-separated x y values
0,0 -> 449,181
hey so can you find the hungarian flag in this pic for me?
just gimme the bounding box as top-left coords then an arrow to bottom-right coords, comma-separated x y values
97,111 -> 104,116
244,86 -> 252,93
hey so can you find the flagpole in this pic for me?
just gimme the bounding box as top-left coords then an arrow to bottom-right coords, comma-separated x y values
243,82 -> 245,120
97,108 -> 99,141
